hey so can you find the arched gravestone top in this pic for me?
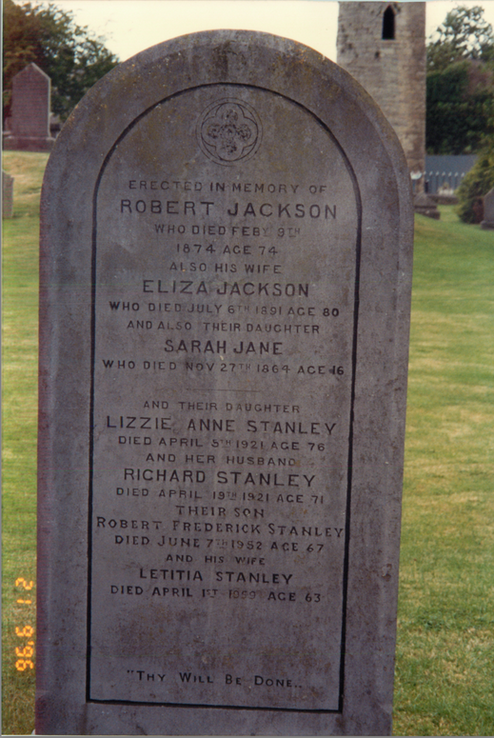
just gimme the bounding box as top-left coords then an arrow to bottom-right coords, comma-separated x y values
37,30 -> 413,736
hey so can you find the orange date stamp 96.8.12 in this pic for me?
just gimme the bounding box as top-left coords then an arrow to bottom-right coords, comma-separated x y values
14,578 -> 35,671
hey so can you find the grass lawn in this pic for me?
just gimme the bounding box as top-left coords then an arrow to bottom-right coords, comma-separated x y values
393,207 -> 494,735
2,151 -> 48,735
2,152 -> 494,735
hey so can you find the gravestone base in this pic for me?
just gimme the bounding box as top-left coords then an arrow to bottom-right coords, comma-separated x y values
414,192 -> 440,219
3,134 -> 55,152
431,193 -> 458,206
480,219 -> 494,230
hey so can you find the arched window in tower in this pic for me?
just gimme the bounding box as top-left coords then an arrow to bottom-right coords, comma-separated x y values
382,5 -> 396,40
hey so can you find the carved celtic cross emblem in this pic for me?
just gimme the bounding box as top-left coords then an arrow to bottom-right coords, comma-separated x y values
198,99 -> 262,165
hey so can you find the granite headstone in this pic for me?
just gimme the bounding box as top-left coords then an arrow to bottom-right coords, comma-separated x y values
414,192 -> 440,220
481,188 -> 494,230
3,63 -> 55,151
2,170 -> 14,218
36,31 -> 413,735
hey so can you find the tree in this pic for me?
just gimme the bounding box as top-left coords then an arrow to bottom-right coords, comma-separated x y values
3,0 -> 119,122
456,135 -> 494,222
427,60 -> 494,154
427,5 -> 494,73
426,6 -> 494,154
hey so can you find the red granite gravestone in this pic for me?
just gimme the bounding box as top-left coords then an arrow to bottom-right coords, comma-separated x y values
4,63 -> 55,152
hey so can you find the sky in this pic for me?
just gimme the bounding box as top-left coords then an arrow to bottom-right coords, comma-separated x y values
31,0 -> 494,63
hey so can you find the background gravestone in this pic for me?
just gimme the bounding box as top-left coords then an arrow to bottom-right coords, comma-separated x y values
37,30 -> 413,735
2,170 -> 14,218
414,192 -> 440,220
3,63 -> 55,151
481,188 -> 494,229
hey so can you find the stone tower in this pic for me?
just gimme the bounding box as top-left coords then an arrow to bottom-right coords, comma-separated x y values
337,2 -> 426,188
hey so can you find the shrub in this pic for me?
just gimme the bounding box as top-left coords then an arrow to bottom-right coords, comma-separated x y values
456,136 -> 494,222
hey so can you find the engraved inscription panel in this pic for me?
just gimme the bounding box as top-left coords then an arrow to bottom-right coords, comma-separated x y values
89,85 -> 360,710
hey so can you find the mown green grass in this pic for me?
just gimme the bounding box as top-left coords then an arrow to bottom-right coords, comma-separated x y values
2,151 -> 48,736
393,208 -> 494,736
1,153 -> 493,735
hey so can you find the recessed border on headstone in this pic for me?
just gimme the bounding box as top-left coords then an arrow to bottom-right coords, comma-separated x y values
36,30 -> 413,735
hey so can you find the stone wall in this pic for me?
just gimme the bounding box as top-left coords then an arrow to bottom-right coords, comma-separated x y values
337,2 -> 426,186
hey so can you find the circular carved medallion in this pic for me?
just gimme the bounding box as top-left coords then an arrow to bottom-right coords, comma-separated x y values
197,99 -> 262,165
